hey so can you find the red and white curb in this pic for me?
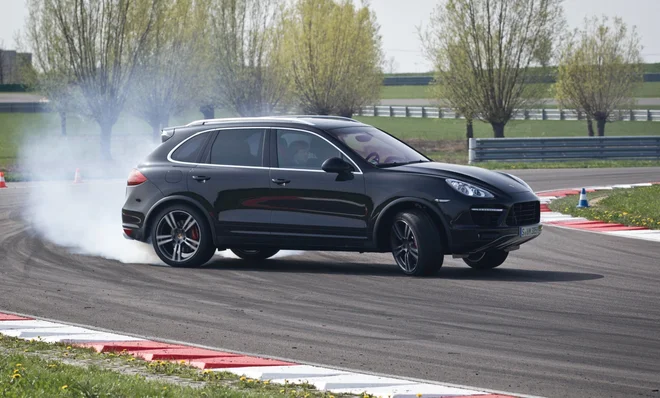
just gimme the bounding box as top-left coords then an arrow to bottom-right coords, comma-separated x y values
537,182 -> 660,242
0,311 -> 526,398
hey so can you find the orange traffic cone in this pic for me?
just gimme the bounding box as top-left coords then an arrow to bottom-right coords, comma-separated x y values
73,168 -> 82,184
0,172 -> 7,188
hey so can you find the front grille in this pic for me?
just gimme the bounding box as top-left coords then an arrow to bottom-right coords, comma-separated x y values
506,201 -> 540,226
471,208 -> 504,227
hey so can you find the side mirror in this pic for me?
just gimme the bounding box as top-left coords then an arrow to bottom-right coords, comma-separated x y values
321,157 -> 354,174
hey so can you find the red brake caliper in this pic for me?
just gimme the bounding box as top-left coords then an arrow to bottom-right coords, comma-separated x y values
191,226 -> 199,241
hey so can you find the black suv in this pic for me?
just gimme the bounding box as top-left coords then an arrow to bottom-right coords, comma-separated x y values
122,116 -> 541,276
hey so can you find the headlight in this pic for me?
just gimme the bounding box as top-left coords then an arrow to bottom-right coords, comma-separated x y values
446,179 -> 494,198
503,173 -> 533,192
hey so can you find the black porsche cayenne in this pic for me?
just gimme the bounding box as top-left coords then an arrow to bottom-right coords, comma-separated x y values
122,116 -> 541,276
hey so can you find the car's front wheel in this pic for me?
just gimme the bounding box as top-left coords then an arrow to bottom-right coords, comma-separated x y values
463,250 -> 509,269
151,204 -> 216,268
231,249 -> 280,261
390,209 -> 443,276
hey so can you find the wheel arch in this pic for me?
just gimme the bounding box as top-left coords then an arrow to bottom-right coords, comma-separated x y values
373,198 -> 451,252
143,195 -> 217,244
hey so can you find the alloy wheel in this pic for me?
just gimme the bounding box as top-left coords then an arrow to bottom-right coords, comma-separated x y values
391,219 -> 419,273
155,210 -> 201,263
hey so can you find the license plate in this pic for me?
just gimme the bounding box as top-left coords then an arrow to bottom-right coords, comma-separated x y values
520,225 -> 542,237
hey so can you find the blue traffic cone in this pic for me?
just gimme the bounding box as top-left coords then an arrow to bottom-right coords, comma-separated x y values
576,188 -> 589,208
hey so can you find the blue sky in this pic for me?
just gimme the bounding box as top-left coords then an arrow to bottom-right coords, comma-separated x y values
2,0 -> 659,72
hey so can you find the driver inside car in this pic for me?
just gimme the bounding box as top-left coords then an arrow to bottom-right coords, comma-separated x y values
288,140 -> 314,166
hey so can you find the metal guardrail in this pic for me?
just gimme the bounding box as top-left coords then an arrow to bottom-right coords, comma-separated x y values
383,73 -> 660,86
358,105 -> 660,122
0,102 -> 49,112
468,136 -> 660,163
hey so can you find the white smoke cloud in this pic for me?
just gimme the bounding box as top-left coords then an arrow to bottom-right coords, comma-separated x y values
20,133 -> 163,264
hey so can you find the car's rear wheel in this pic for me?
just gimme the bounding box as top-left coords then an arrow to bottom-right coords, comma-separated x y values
390,209 -> 443,276
463,250 -> 508,269
230,249 -> 280,261
151,204 -> 216,268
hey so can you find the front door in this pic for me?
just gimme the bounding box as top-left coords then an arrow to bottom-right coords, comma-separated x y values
267,128 -> 371,248
185,128 -> 272,243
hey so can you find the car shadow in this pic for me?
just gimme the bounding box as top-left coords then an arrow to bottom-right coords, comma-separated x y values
197,257 -> 604,283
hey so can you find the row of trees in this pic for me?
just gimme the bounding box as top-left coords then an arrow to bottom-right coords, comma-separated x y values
23,0 -> 383,158
422,0 -> 644,140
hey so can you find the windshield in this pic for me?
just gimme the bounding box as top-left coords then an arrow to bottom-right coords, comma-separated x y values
329,125 -> 429,167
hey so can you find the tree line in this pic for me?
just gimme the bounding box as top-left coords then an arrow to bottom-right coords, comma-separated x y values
23,0 -> 383,158
21,0 -> 644,158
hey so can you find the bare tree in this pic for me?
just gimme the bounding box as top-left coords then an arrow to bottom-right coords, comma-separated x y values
208,0 -> 289,117
555,16 -> 643,136
26,0 -> 159,159
129,0 -> 209,140
421,0 -> 564,137
283,0 -> 383,117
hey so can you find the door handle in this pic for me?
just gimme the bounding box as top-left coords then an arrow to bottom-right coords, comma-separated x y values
192,175 -> 211,182
271,178 -> 291,186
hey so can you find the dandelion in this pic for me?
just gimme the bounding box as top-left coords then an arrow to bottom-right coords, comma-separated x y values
11,374 -> 21,379
417,394 -> 423,398
163,387 -> 167,390
61,385 -> 68,390
66,346 -> 72,350
263,380 -> 270,385
240,376 -> 247,381
203,370 -> 211,374
48,364 -> 57,368
15,364 -> 22,368
280,389 -> 285,393
180,360 -> 186,364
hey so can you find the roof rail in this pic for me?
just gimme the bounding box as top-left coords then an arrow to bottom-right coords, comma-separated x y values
185,116 -> 315,127
287,115 -> 361,123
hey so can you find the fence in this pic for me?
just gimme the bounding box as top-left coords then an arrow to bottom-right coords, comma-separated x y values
0,102 -> 49,113
383,73 -> 660,86
468,136 -> 660,163
358,105 -> 660,122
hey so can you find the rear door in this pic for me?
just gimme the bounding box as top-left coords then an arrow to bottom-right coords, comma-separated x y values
267,128 -> 371,248
183,128 -> 272,242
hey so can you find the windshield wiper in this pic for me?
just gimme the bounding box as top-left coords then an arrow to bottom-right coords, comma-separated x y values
376,160 -> 429,168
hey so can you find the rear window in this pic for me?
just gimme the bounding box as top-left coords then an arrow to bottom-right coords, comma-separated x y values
171,133 -> 209,163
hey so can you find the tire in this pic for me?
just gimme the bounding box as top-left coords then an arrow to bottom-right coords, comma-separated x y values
463,250 -> 508,269
230,249 -> 280,261
150,204 -> 216,268
390,209 -> 444,276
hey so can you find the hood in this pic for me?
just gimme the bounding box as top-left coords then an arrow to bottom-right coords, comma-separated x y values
390,162 -> 532,194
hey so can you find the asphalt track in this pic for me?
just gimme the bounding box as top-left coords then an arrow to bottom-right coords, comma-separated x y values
1,167 -> 659,398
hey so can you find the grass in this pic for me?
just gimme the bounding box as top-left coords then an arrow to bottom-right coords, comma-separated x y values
380,82 -> 660,100
353,116 -> 660,141
0,334 -> 346,398
547,185 -> 660,230
2,111 -> 660,175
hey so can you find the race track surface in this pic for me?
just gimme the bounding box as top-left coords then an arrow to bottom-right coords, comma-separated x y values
1,168 -> 659,398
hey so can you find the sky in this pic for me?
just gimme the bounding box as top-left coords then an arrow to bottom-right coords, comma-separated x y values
1,0 -> 659,73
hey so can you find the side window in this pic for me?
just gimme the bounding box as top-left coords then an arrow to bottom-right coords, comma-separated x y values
171,133 -> 209,163
276,130 -> 341,170
209,129 -> 265,166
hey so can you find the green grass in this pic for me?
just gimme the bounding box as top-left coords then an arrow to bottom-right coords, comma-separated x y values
380,82 -> 660,100
354,116 -> 660,141
0,108 -> 225,171
3,111 -> 660,174
547,185 -> 660,230
0,334 -> 342,398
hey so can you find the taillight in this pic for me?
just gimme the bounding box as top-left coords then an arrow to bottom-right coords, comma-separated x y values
127,169 -> 147,186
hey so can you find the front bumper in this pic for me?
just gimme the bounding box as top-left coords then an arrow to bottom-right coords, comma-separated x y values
449,223 -> 542,254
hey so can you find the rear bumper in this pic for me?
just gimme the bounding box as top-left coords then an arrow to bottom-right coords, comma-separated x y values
121,180 -> 164,242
